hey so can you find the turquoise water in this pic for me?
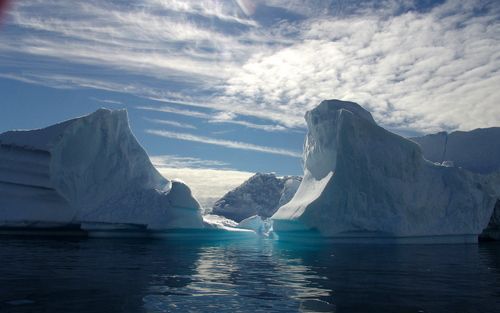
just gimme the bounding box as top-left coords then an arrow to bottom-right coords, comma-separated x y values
0,237 -> 499,312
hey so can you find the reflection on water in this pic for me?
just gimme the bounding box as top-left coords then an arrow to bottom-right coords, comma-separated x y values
0,237 -> 499,312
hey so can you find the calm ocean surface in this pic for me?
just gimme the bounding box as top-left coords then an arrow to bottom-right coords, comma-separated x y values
0,237 -> 499,313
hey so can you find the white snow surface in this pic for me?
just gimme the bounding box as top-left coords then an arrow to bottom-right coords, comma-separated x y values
272,100 -> 500,239
0,109 -> 204,229
236,215 -> 273,235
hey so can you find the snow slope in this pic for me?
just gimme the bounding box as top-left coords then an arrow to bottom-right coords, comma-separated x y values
0,109 -> 204,230
212,173 -> 301,222
411,128 -> 500,240
272,100 -> 499,242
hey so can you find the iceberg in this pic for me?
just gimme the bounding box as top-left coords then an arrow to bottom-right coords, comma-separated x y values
0,109 -> 205,233
272,100 -> 500,243
278,176 -> 302,208
411,128 -> 500,174
411,128 -> 500,240
212,173 -> 301,222
236,215 -> 273,236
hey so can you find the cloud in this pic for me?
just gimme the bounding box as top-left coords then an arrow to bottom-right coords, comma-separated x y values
90,97 -> 123,105
2,0 -> 257,91
151,153 -> 254,208
208,118 -> 288,132
236,0 -> 257,16
143,117 -> 197,129
138,105 -> 292,132
157,166 -> 253,209
146,0 -> 257,26
137,105 -> 213,119
222,1 -> 500,133
145,129 -> 302,157
150,154 -> 228,169
1,0 -> 500,135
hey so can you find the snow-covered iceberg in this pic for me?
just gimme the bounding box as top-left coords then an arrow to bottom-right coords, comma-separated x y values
0,109 -> 205,232
212,173 -> 301,222
272,100 -> 499,243
411,128 -> 500,240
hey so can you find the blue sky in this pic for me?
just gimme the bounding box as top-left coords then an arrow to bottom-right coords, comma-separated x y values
0,0 -> 499,207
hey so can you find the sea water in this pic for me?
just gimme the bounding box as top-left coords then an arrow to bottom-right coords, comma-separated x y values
0,237 -> 499,312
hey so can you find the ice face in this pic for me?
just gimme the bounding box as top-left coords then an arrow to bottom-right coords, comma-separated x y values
278,176 -> 302,208
411,128 -> 500,175
0,109 -> 204,230
272,100 -> 499,241
236,215 -> 273,236
412,128 -> 500,240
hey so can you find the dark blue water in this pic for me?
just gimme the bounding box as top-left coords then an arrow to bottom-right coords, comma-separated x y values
0,237 -> 499,313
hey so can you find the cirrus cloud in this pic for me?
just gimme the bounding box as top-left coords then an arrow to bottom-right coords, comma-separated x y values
1,0 -> 499,135
145,129 -> 302,157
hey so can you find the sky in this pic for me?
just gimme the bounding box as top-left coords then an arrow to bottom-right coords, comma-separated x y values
0,0 -> 499,208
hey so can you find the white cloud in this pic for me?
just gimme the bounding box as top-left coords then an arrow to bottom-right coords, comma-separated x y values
145,129 -> 302,157
138,105 -> 292,132
146,0 -> 258,26
208,118 -> 288,132
157,167 -> 253,209
151,153 -> 253,208
212,111 -> 236,121
144,117 -> 197,129
2,0 -> 499,135
90,97 -> 123,105
137,105 -> 212,119
222,1 -> 500,133
150,154 -> 228,169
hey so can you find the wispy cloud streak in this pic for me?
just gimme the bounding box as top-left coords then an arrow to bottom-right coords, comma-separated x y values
138,105 -> 212,119
138,105 -> 292,132
150,154 -> 228,169
145,129 -> 302,157
144,117 -> 197,129
1,0 -> 499,134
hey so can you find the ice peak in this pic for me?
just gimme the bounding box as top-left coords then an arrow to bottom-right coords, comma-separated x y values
310,99 -> 375,124
0,108 -> 205,230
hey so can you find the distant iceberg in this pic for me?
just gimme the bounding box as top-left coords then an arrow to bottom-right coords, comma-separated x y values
411,128 -> 500,240
411,128 -> 500,174
212,173 -> 301,222
272,100 -> 500,243
0,109 -> 205,233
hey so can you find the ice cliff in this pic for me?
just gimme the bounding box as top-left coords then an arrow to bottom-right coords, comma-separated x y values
411,128 -> 500,174
272,100 -> 500,243
411,128 -> 500,240
0,109 -> 204,230
212,173 -> 301,222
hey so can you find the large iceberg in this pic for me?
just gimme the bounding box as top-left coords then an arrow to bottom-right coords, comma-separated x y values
212,173 -> 301,222
411,128 -> 500,240
272,100 -> 500,243
0,109 -> 205,232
